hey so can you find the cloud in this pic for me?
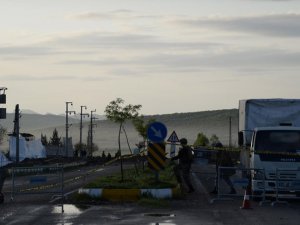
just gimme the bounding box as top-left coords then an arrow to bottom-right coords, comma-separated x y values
246,0 -> 293,1
176,13 -> 300,37
0,74 -> 115,82
0,46 -> 54,56
0,74 -> 78,81
131,48 -> 300,72
68,9 -> 162,20
67,9 -> 137,20
46,31 -> 223,52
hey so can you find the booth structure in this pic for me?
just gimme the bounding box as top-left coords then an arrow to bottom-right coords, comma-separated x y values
9,134 -> 46,162
0,152 -> 11,167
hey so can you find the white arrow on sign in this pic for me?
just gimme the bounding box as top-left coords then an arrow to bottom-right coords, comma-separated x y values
151,126 -> 162,138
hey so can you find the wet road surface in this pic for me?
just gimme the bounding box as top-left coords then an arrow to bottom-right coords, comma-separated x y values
1,161 -> 300,225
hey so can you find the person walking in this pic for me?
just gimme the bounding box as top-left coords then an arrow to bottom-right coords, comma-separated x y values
171,138 -> 195,193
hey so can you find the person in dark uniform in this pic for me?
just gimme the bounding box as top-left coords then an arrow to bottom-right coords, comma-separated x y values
171,138 -> 195,193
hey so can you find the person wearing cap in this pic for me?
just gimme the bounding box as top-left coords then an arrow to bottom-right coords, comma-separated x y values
171,138 -> 195,193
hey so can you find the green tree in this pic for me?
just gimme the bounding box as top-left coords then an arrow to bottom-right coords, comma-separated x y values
41,133 -> 48,146
133,116 -> 156,141
49,128 -> 62,146
104,98 -> 142,181
101,151 -> 106,160
193,132 -> 209,147
107,152 -> 112,161
0,126 -> 7,145
210,134 -> 220,146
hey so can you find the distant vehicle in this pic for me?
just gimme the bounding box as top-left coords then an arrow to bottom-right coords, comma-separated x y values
238,99 -> 300,196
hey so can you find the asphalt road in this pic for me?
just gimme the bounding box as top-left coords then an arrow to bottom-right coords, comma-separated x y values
1,160 -> 300,225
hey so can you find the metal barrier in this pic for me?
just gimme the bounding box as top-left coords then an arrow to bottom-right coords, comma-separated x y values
209,166 -> 300,206
193,148 -> 215,166
11,165 -> 64,212
210,167 -> 269,205
191,149 -> 217,191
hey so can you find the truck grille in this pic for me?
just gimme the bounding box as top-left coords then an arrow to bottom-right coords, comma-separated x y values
268,172 -> 298,180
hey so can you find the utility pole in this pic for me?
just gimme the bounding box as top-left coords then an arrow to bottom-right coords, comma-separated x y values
79,105 -> 89,157
65,102 -> 75,157
88,109 -> 97,157
229,116 -> 232,148
13,104 -> 21,163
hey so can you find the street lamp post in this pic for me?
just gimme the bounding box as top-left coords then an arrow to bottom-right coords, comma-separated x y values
65,102 -> 75,157
79,106 -> 89,157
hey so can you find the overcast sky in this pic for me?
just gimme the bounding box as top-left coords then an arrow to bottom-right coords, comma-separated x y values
1,0 -> 300,115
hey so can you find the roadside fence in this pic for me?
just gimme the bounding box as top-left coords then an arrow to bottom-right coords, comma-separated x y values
209,166 -> 300,206
11,165 -> 64,212
210,167 -> 269,204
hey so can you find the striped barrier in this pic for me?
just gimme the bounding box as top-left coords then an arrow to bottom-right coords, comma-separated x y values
78,187 -> 179,201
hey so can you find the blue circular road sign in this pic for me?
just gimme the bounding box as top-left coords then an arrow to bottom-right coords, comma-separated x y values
147,122 -> 167,142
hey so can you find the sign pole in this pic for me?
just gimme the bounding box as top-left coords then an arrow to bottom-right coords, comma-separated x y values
167,131 -> 180,158
170,143 -> 176,158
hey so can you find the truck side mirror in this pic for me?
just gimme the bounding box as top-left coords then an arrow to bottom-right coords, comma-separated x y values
0,94 -> 6,104
0,108 -> 6,119
238,132 -> 243,146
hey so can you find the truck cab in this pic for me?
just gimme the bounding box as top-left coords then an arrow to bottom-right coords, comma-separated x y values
238,99 -> 300,196
250,127 -> 300,193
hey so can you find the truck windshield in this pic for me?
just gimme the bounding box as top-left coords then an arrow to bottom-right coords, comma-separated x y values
255,130 -> 300,153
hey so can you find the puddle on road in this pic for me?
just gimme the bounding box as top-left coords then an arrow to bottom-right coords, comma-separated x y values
144,213 -> 176,217
149,222 -> 176,225
1,212 -> 13,220
146,214 -> 177,225
102,215 -> 122,220
52,204 -> 90,214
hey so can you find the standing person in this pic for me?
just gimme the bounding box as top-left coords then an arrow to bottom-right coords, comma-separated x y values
211,143 -> 236,194
171,138 -> 195,193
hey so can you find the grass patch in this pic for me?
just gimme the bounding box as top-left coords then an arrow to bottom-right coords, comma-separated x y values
84,165 -> 177,189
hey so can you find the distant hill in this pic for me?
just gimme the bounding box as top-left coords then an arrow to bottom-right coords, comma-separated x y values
0,109 -> 239,155
0,113 -> 81,132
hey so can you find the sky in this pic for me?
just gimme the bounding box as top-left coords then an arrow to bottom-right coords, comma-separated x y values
1,0 -> 300,115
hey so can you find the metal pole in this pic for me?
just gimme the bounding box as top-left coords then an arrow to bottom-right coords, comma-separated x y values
90,109 -> 96,157
80,106 -> 88,157
229,116 -> 232,148
65,103 -> 68,157
15,104 -> 20,163
61,166 -> 64,213
65,102 -> 75,157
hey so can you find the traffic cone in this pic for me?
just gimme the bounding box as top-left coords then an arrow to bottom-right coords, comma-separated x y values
240,185 -> 252,209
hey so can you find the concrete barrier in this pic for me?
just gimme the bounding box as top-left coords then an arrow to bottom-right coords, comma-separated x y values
78,187 -> 179,201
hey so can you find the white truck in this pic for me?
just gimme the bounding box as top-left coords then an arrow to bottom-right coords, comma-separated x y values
239,99 -> 300,196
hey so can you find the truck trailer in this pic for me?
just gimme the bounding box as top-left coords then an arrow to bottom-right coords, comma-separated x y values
239,99 -> 300,196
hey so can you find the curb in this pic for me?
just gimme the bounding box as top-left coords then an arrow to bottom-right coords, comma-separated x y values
78,187 -> 180,201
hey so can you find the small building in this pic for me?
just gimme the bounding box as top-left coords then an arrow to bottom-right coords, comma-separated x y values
9,133 -> 46,162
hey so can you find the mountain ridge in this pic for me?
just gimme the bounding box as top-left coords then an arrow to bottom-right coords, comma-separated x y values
0,108 -> 239,154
